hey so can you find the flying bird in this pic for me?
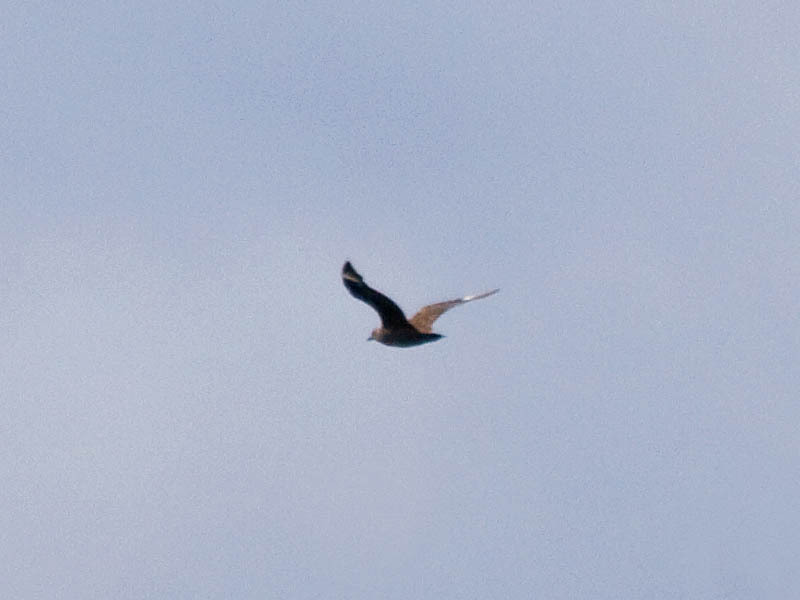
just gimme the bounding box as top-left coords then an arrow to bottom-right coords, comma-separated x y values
342,261 -> 498,347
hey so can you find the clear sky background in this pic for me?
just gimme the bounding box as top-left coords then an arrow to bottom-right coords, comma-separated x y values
3,3 -> 799,598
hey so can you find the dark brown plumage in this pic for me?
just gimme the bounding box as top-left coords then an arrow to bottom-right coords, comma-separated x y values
342,261 -> 498,347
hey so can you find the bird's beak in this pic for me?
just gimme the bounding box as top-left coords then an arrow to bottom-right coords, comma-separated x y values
366,336 -> 374,342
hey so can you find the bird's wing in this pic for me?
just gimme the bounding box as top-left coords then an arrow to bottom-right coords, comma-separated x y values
408,289 -> 499,333
342,262 -> 409,328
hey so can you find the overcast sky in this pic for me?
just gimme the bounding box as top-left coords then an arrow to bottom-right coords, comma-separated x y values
3,2 -> 799,598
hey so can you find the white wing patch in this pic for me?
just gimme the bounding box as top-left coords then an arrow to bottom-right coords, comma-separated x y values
462,289 -> 500,303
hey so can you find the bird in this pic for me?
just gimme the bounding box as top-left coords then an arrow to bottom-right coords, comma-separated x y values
342,261 -> 498,347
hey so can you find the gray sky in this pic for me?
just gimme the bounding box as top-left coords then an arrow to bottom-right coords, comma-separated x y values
3,2 -> 799,598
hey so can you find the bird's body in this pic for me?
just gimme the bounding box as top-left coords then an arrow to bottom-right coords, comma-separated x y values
341,261 -> 498,347
368,325 -> 443,347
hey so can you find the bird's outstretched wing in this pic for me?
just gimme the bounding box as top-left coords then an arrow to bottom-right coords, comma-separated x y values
342,262 -> 409,328
408,289 -> 499,333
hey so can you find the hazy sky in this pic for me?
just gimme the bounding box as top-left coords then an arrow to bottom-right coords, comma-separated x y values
3,3 -> 799,598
